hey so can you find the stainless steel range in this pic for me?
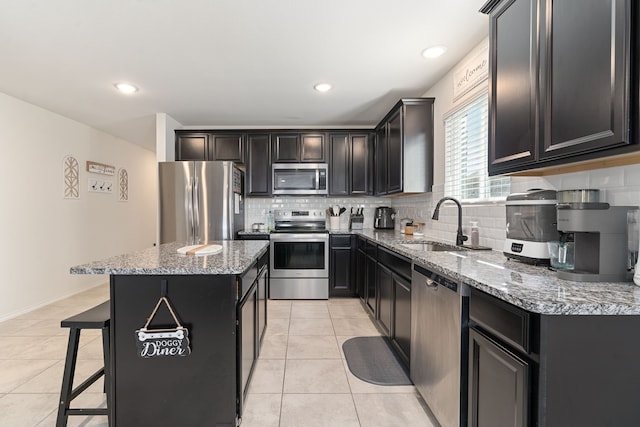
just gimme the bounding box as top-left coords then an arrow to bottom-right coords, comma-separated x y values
269,209 -> 329,299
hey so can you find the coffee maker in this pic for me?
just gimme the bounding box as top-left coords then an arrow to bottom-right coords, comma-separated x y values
555,202 -> 637,282
374,207 -> 395,229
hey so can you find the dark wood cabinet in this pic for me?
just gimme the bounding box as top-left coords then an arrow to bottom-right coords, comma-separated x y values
376,263 -> 393,335
176,132 -> 209,160
272,132 -> 326,163
211,133 -> 244,162
329,132 -> 373,196
468,328 -> 529,427
356,240 -> 366,301
375,99 -> 434,195
484,0 -> 634,175
386,110 -> 403,194
175,131 -> 245,163
351,133 -> 373,195
246,134 -> 271,196
329,234 -> 356,297
375,126 -> 388,195
393,274 -> 411,364
329,134 -> 350,196
487,0 -> 538,172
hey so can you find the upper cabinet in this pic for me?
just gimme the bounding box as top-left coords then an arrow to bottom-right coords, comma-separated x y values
272,132 -> 326,163
328,132 -> 373,196
175,131 -> 245,163
246,134 -> 271,196
483,0 -> 635,175
375,98 -> 434,196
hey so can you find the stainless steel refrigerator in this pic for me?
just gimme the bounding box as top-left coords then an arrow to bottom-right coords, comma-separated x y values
159,161 -> 244,244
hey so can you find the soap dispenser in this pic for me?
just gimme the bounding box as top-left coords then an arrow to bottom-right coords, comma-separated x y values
470,221 -> 479,247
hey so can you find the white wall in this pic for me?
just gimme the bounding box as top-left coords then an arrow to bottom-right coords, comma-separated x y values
155,113 -> 182,162
0,92 -> 158,320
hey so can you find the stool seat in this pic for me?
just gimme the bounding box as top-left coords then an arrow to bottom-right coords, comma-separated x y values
57,300 -> 111,427
61,301 -> 110,329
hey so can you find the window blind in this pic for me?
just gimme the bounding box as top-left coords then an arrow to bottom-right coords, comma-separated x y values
444,92 -> 509,201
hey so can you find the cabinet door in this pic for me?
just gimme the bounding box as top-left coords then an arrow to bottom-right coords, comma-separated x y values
257,266 -> 268,346
376,264 -> 393,335
375,126 -> 388,195
469,328 -> 529,427
386,110 -> 403,194
239,285 -> 257,415
272,134 -> 299,162
176,132 -> 209,160
351,134 -> 372,195
539,0 -> 631,160
246,134 -> 271,196
300,133 -> 326,162
211,133 -> 244,163
356,248 -> 366,301
366,255 -> 377,315
329,235 -> 355,297
329,133 -> 350,196
488,0 -> 538,175
392,275 -> 411,364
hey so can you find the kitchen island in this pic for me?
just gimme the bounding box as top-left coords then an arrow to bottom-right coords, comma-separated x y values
71,240 -> 269,427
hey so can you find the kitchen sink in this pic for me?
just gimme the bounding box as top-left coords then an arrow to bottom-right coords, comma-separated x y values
399,242 -> 466,252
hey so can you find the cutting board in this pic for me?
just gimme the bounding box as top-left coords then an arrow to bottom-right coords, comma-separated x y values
177,244 -> 223,256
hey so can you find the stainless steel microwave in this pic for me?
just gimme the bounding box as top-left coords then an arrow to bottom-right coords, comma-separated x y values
272,163 -> 328,195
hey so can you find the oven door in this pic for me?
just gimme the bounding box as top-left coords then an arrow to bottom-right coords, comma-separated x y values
269,233 -> 329,278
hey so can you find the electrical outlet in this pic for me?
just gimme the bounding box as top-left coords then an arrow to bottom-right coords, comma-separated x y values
88,179 -> 113,193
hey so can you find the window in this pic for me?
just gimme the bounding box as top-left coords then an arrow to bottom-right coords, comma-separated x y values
444,92 -> 509,201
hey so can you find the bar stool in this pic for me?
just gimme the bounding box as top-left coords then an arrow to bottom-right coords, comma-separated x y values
56,300 -> 111,427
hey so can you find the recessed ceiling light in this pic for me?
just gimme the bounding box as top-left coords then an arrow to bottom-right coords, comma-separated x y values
114,83 -> 138,94
422,46 -> 448,59
314,83 -> 332,92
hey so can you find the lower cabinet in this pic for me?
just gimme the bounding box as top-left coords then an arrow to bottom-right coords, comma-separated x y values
257,254 -> 268,346
329,234 -> 356,297
238,282 -> 256,415
392,273 -> 411,364
376,264 -> 393,335
355,241 -> 411,366
468,328 -> 529,427
468,287 -> 640,427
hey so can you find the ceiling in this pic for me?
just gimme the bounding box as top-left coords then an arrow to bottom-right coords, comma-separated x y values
0,0 -> 488,151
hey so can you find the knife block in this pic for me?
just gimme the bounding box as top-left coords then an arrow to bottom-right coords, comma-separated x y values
349,215 -> 364,230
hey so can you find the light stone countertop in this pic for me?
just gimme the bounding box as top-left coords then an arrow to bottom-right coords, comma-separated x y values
353,229 -> 640,315
70,241 -> 269,276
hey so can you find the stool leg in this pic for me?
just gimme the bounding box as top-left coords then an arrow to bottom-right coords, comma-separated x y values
56,328 -> 81,427
101,325 -> 112,427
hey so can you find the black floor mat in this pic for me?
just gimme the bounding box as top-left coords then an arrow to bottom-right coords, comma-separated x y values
342,336 -> 412,386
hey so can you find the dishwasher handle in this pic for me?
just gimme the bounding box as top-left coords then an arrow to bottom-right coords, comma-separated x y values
424,278 -> 438,289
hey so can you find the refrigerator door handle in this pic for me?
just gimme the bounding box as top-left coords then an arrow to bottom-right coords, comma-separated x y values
193,174 -> 200,242
186,175 -> 195,245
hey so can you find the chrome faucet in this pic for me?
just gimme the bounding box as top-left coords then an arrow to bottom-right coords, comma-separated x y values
432,197 -> 468,246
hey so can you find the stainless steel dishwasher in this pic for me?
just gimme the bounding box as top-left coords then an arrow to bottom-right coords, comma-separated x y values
411,263 -> 469,427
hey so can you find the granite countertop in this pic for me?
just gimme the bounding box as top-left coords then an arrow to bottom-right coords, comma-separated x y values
354,229 -> 640,315
238,230 -> 271,236
70,241 -> 269,275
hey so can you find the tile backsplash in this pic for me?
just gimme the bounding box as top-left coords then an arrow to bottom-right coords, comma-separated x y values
246,163 -> 640,251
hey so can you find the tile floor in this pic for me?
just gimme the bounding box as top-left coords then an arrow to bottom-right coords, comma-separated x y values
0,284 -> 438,427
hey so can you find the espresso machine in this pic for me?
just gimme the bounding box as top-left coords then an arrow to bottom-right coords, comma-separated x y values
555,202 -> 637,282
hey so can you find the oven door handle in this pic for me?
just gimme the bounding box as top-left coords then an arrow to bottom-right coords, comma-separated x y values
270,233 -> 329,242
